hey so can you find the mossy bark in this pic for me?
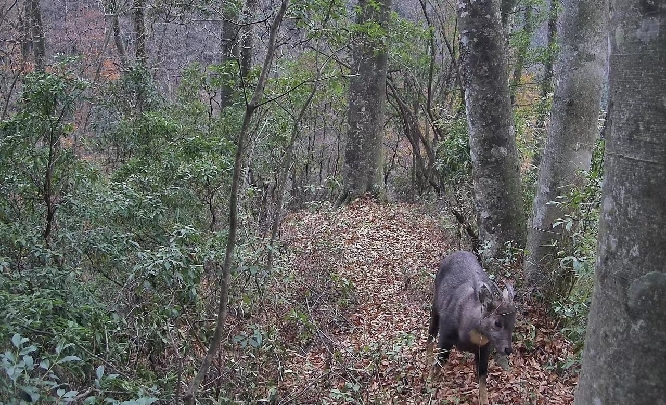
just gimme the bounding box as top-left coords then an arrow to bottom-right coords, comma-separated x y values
457,0 -> 525,264
340,0 -> 391,203
574,2 -> 666,404
524,0 -> 608,299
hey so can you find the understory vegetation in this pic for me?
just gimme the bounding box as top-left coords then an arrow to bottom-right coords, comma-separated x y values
1,2 -> 604,403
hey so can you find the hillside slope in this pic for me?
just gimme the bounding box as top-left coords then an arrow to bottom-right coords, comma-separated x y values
233,198 -> 578,404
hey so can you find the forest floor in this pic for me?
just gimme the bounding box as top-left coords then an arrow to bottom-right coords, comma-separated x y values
231,198 -> 579,404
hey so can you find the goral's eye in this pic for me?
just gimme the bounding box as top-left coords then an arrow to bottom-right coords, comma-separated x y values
494,320 -> 502,328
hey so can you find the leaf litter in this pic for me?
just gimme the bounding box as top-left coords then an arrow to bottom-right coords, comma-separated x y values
226,198 -> 578,404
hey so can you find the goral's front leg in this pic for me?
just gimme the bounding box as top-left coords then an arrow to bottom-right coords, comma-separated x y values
479,375 -> 488,405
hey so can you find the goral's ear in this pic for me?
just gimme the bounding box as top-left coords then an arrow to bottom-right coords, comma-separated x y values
479,284 -> 494,313
503,283 -> 515,303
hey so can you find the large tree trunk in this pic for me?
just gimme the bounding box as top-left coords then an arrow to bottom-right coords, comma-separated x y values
108,0 -> 128,70
524,0 -> 607,300
240,0 -> 256,79
133,0 -> 147,115
339,0 -> 391,202
500,0 -> 517,29
133,0 -> 146,67
573,3 -> 666,404
21,0 -> 45,71
20,1 -> 32,63
456,0 -> 525,263
28,0 -> 44,71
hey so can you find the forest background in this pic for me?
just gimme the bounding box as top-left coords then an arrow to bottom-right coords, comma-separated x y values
0,0 -> 656,404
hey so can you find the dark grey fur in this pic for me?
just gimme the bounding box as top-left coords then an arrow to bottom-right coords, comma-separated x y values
427,251 -> 516,386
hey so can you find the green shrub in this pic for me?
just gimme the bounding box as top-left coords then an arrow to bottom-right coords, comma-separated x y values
551,139 -> 605,348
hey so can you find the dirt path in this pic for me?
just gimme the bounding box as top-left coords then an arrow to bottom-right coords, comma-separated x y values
273,199 -> 577,404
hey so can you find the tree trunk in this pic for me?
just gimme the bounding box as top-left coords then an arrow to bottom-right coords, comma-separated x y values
267,84 -> 317,270
510,4 -> 534,106
109,0 -> 128,70
456,0 -> 525,263
500,0 -> 517,29
387,78 -> 439,193
133,0 -> 147,116
133,0 -> 146,67
182,1 -> 289,404
28,0 -> 44,71
240,0 -> 257,79
524,0 -> 607,300
20,0 -> 32,63
21,0 -> 45,71
573,3 -> 666,404
220,4 -> 239,109
540,0 -> 559,101
339,0 -> 391,202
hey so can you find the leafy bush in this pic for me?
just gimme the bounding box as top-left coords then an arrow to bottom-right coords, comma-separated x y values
551,139 -> 605,348
435,115 -> 471,186
1,333 -> 82,404
1,333 -> 160,405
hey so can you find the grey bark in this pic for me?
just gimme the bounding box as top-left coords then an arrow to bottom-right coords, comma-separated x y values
540,0 -> 559,100
500,0 -> 517,29
456,0 -> 525,263
20,1 -> 31,62
510,4 -> 534,106
532,0 -> 559,170
28,0 -> 44,71
339,0 -> 391,202
220,4 -> 239,109
112,13 -> 127,69
524,0 -> 607,300
133,0 -> 146,67
220,0 -> 255,109
132,0 -> 147,115
240,0 -> 256,79
573,2 -> 666,404
102,0 -> 127,69
22,0 -> 45,71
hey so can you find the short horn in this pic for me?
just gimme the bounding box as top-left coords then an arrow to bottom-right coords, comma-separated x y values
503,283 -> 515,302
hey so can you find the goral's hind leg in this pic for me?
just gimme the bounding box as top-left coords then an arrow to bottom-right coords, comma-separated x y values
430,323 -> 454,379
425,304 -> 439,381
425,306 -> 453,380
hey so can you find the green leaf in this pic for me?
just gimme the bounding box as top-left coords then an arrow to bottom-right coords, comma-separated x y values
19,345 -> 37,356
232,333 -> 247,348
56,355 -> 81,365
120,398 -> 159,405
249,329 -> 263,348
83,396 -> 98,405
96,365 -> 105,380
6,366 -> 18,381
20,385 -> 40,402
4,351 -> 16,363
11,333 -> 28,348
64,390 -> 79,398
22,355 -> 34,369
